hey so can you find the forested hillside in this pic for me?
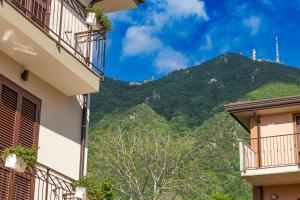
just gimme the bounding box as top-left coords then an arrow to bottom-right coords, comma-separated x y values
88,54 -> 300,199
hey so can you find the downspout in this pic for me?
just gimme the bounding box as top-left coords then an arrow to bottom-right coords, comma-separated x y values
79,94 -> 89,177
256,116 -> 261,168
253,109 -> 261,168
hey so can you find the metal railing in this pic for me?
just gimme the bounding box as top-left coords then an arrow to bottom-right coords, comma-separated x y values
0,162 -> 76,200
4,0 -> 106,77
239,133 -> 300,171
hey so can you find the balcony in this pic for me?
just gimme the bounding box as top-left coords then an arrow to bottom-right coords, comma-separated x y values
239,134 -> 300,186
0,0 -> 107,95
0,161 -> 76,200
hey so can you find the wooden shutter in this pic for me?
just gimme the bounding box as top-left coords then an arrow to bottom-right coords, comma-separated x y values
11,0 -> 29,13
31,0 -> 50,29
0,84 -> 18,151
0,167 -> 10,200
0,75 -> 41,200
11,174 -> 31,200
18,97 -> 39,148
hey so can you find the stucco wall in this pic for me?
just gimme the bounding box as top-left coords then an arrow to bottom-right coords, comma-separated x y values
260,113 -> 294,137
0,50 -> 85,180
260,113 -> 296,167
264,184 -> 300,200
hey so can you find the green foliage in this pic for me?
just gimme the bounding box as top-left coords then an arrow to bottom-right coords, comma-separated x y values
90,54 -> 300,128
0,145 -> 38,166
89,54 -> 300,199
85,6 -> 112,32
241,82 -> 300,101
211,192 -> 232,200
73,176 -> 114,200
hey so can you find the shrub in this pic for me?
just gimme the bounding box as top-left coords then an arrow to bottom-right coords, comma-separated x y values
0,145 -> 38,166
73,176 -> 114,200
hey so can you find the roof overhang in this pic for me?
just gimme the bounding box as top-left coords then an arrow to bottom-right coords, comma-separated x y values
225,96 -> 300,132
92,0 -> 141,13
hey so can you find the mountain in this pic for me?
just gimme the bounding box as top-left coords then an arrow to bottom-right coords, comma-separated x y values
90,54 -> 300,129
88,54 -> 300,199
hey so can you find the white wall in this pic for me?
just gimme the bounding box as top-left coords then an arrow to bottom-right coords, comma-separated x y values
0,50 -> 85,180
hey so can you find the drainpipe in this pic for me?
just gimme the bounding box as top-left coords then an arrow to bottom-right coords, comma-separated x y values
256,116 -> 261,168
253,109 -> 261,168
79,94 -> 89,177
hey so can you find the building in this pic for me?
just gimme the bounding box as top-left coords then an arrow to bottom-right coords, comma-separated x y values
0,0 -> 142,199
225,96 -> 300,200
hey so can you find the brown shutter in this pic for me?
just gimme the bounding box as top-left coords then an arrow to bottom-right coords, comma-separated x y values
0,83 -> 19,200
11,0 -> 29,13
10,94 -> 41,200
31,0 -> 50,29
18,97 -> 39,148
11,174 -> 31,200
0,75 -> 41,200
0,84 -> 18,151
0,167 -> 10,200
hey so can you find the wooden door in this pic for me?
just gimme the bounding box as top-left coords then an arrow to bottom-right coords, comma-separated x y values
0,75 -> 41,200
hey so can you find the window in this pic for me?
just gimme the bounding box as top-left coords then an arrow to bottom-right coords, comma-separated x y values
0,75 -> 41,200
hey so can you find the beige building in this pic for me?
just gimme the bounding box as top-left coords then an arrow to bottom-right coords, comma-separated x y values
0,0 -> 142,199
226,96 -> 300,200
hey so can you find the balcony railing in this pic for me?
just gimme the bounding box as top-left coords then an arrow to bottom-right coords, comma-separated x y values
239,133 -> 300,171
3,0 -> 106,77
0,161 -> 76,200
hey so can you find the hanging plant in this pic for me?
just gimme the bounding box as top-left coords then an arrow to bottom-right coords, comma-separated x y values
1,145 -> 38,173
85,6 -> 112,32
73,176 -> 114,200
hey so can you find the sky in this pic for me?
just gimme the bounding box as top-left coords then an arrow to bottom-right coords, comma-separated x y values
104,0 -> 300,82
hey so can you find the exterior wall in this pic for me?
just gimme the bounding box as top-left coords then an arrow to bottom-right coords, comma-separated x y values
263,184 -> 300,200
0,50 -> 84,180
250,113 -> 297,168
260,113 -> 294,138
260,113 -> 296,167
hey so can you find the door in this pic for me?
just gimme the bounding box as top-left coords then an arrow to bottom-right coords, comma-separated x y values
0,75 -> 41,200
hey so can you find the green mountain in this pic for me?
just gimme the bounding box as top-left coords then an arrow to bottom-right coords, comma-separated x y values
91,54 -> 300,128
89,54 -> 300,199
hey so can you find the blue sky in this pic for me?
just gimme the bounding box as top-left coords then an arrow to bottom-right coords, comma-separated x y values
104,0 -> 300,82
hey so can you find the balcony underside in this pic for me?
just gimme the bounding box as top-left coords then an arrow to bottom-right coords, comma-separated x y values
0,1 -> 100,96
94,0 -> 139,13
243,165 -> 300,186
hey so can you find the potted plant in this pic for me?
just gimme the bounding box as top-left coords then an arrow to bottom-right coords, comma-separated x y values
85,6 -> 112,32
73,176 -> 113,200
1,145 -> 38,173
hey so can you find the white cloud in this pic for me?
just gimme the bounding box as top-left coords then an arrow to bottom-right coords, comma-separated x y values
164,0 -> 209,20
154,47 -> 189,74
243,16 -> 261,36
108,11 -> 135,24
122,26 -> 162,57
199,34 -> 213,51
120,0 -> 209,74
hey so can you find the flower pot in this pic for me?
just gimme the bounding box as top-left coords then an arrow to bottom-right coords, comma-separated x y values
86,12 -> 101,30
5,153 -> 27,173
86,12 -> 97,26
74,187 -> 87,200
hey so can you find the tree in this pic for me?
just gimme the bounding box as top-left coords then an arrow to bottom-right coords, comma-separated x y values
89,127 -> 199,200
